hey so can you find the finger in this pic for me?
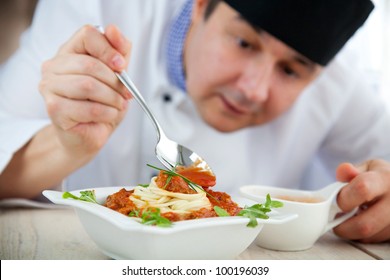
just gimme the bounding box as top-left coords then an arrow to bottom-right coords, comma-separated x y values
104,24 -> 132,67
41,73 -> 128,111
337,171 -> 384,212
58,25 -> 130,72
336,162 -> 361,182
337,160 -> 388,181
359,225 -> 390,243
41,54 -> 132,100
44,94 -> 126,130
333,198 -> 390,242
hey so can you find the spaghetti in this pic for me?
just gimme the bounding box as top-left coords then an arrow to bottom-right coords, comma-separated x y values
130,177 -> 211,215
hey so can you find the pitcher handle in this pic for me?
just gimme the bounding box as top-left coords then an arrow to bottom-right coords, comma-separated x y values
323,206 -> 358,233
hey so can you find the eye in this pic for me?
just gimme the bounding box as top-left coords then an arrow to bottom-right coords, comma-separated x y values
282,65 -> 299,78
236,37 -> 253,50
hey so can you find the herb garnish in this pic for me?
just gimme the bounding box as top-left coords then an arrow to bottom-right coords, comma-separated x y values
63,190 -> 98,203
130,208 -> 172,227
238,194 -> 283,227
213,206 -> 230,217
214,195 -> 283,227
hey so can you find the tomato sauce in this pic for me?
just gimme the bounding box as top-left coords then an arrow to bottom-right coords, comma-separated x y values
176,165 -> 216,187
155,171 -> 197,194
105,188 -> 136,215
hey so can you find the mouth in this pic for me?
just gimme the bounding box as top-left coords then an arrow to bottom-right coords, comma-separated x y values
218,90 -> 260,116
219,94 -> 246,115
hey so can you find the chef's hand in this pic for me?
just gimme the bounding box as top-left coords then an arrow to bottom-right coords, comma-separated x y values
334,159 -> 390,243
39,24 -> 132,159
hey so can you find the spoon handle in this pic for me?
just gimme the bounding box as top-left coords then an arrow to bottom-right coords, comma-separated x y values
116,71 -> 165,141
95,25 -> 165,141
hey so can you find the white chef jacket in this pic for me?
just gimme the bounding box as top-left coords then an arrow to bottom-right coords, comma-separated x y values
1,0 -> 390,199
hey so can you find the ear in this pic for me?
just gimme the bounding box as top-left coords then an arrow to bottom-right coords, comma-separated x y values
191,0 -> 209,22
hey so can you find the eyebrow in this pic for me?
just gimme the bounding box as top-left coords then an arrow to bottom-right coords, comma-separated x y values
235,15 -> 317,69
293,54 -> 317,70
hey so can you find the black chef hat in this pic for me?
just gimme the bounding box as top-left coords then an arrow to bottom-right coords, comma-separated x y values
224,0 -> 374,65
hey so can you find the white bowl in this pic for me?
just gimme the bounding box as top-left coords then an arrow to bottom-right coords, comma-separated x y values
43,186 -> 296,259
239,183 -> 356,251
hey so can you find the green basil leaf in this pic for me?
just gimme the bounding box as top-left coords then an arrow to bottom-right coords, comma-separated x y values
63,190 -> 97,204
140,208 -> 172,227
238,194 -> 283,227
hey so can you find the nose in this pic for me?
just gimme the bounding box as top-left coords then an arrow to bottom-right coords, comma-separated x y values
236,57 -> 273,103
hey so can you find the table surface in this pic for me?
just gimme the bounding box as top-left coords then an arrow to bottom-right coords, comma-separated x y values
1,207 -> 389,260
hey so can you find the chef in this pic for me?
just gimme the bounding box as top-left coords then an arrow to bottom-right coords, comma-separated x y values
1,0 -> 389,242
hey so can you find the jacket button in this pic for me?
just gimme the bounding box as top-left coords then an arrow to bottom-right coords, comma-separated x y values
162,93 -> 172,103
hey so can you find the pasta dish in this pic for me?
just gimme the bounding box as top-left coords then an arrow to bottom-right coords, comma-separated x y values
104,164 -> 242,222
62,164 -> 283,227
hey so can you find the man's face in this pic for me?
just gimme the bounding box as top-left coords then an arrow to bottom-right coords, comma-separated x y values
184,0 -> 322,132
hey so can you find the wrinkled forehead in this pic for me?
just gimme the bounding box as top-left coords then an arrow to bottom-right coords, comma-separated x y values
223,0 -> 374,66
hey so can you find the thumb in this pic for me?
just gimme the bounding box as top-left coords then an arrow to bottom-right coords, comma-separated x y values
336,162 -> 364,182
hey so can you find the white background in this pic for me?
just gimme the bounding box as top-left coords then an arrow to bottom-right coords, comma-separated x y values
350,0 -> 390,107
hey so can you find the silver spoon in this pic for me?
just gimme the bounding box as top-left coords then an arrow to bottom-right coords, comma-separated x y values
96,26 -> 212,173
116,71 -> 212,173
